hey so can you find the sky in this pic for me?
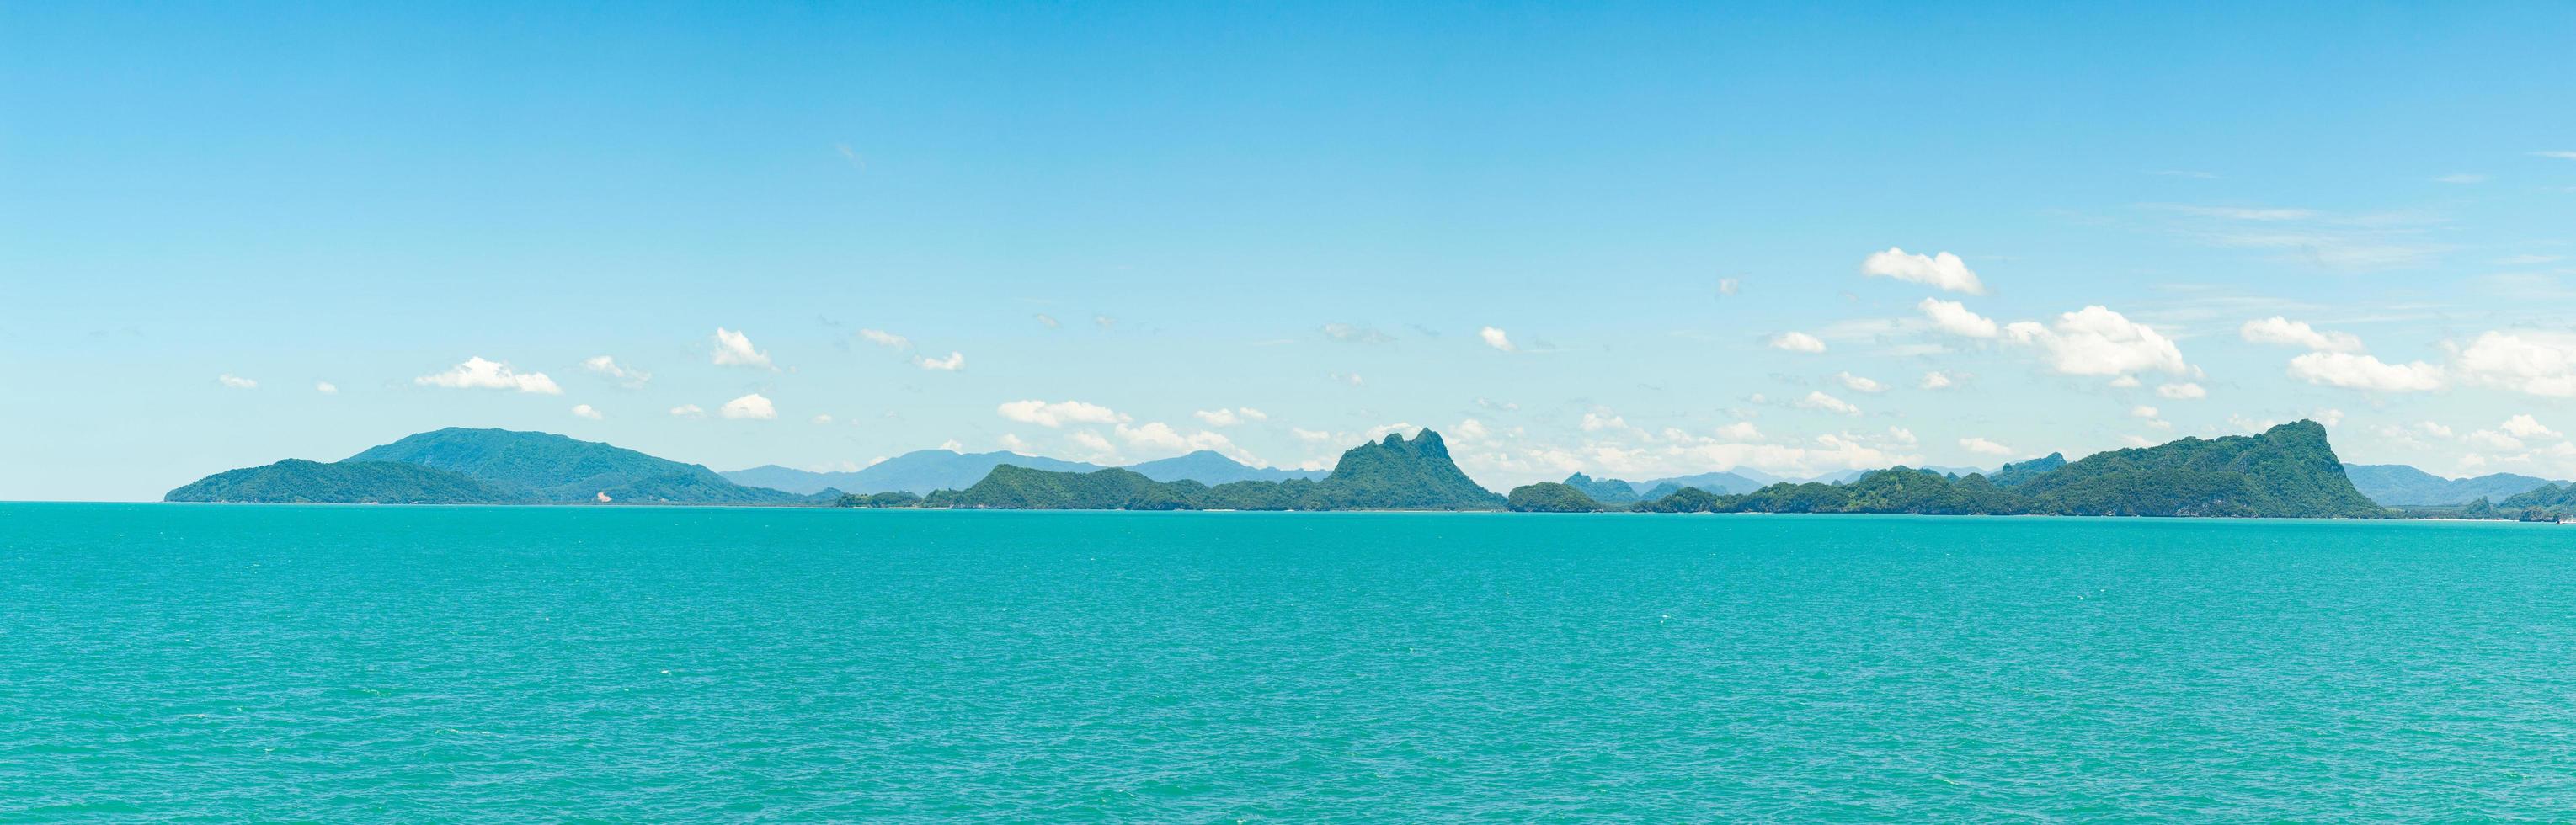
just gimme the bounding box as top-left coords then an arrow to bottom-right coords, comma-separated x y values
5,3 -> 2576,501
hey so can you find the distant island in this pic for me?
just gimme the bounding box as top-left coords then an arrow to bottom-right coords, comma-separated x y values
163,421 -> 2576,521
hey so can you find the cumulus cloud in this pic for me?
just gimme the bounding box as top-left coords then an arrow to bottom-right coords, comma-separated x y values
998,400 -> 1128,428
858,328 -> 909,349
1194,407 -> 1267,427
315,381 -> 338,394
999,433 -> 1032,452
1717,279 -> 1741,296
217,374 -> 257,389
415,357 -> 563,394
669,404 -> 706,418
2455,331 -> 2576,397
810,414 -> 834,425
1479,327 -> 1516,352
1920,370 -> 1957,390
2156,382 -> 2208,400
1770,332 -> 1827,353
2132,405 -> 2159,418
1800,391 -> 1860,415
1959,437 -> 2015,456
582,355 -> 650,388
915,351 -> 965,371
2240,317 -> 2365,353
571,404 -> 604,420
1837,372 -> 1888,393
1918,298 -> 2000,338
712,327 -> 774,370
2004,306 -> 2189,377
2109,375 -> 2143,388
719,393 -> 776,420
1862,248 -> 1987,294
1715,422 -> 1762,441
2501,414 -> 2560,439
2286,352 -> 2445,392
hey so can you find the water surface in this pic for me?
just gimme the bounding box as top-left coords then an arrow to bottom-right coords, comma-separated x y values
4,504 -> 2572,819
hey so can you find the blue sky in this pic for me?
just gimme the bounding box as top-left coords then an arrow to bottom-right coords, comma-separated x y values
6,3 -> 2576,500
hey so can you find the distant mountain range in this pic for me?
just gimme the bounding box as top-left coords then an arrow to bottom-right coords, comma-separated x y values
723,450 -> 1323,495
168,428 -> 810,504
168,420 -> 2531,520
2339,464 -> 2564,506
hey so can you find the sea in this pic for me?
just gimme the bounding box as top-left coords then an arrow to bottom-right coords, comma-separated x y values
5,503 -> 2573,820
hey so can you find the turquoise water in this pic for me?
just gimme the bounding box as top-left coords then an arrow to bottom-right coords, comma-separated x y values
5,504 -> 2575,820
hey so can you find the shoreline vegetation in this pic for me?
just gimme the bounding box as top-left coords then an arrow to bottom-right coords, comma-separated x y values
161,422 -> 2576,522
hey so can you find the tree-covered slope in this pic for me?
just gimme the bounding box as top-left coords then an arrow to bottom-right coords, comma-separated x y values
1560,473 -> 1645,503
164,460 -> 531,504
2341,464 -> 2563,506
350,428 -> 797,503
2014,421 -> 2380,517
1988,453 -> 2067,487
1507,482 -> 1608,512
1629,421 -> 2381,519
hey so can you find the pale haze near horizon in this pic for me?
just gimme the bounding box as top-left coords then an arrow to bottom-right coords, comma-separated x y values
4,3 -> 2575,501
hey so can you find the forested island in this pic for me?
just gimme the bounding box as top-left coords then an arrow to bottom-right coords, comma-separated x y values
161,421 -> 2576,521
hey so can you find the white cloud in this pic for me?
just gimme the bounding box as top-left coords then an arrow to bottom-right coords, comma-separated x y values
1580,412 -> 1630,432
1322,323 -> 1395,344
1292,428 -> 1337,443
2469,429 -> 2525,450
582,355 -> 650,387
999,433 -> 1032,452
712,327 -> 774,370
858,328 -> 909,349
571,404 -> 604,420
1331,372 -> 1365,386
1836,372 -> 1888,393
414,357 -> 563,394
2004,306 -> 2189,377
1113,422 -> 1259,463
2156,382 -> 2208,400
1862,248 -> 1987,295
719,394 -> 776,420
2456,331 -> 2576,397
2312,408 -> 2345,427
1919,371 -> 1956,390
2131,405 -> 2159,418
1715,422 -> 1762,441
2435,173 -> 2488,184
2285,352 -> 2445,392
1917,298 -> 2000,338
2109,375 -> 2143,388
2419,421 -> 2456,439
1035,313 -> 1061,328
2500,414 -> 2560,439
1479,327 -> 1516,352
217,374 -> 257,389
810,413 -> 834,425
314,381 -> 337,394
2531,151 -> 2576,160
1799,391 -> 1860,415
997,400 -> 1129,428
1717,279 -> 1741,296
1195,407 -> 1267,427
1069,430 -> 1117,461
1770,332 -> 1827,354
1959,437 -> 2015,456
669,404 -> 706,418
915,351 -> 965,371
2239,317 -> 2365,353
1094,315 -> 1117,328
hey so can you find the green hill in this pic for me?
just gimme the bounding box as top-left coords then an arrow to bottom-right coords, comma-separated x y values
1988,453 -> 2067,487
1632,421 -> 2381,519
1507,482 -> 1608,512
164,460 -> 531,504
349,428 -> 798,503
1560,473 -> 1645,503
